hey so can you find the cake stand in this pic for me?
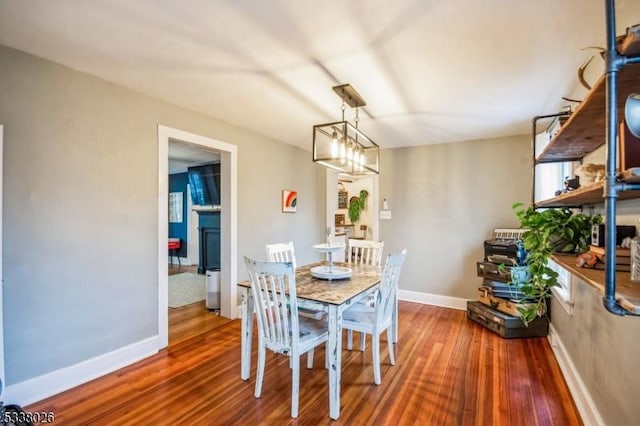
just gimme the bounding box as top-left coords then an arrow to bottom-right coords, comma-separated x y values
311,243 -> 351,280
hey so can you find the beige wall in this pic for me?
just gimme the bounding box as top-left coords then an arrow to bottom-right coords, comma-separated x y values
0,45 -> 323,386
378,135 -> 531,299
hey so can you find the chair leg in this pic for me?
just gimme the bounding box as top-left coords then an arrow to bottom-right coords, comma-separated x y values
387,328 -> 396,365
373,333 -> 381,385
307,348 -> 315,369
347,329 -> 354,350
291,355 -> 300,418
359,332 -> 366,352
255,344 -> 266,398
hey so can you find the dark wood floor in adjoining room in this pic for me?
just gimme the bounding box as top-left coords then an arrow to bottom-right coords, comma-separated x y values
27,301 -> 582,425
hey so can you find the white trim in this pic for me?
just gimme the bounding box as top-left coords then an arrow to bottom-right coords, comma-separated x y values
397,289 -> 468,311
549,258 -> 574,315
4,337 -> 158,407
0,125 -> 4,398
158,125 -> 239,351
548,324 -> 603,426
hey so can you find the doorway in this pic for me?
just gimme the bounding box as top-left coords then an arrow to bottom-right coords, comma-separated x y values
157,125 -> 238,349
325,169 -> 379,241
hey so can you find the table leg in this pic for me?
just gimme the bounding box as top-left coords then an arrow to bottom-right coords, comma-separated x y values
327,305 -> 342,420
240,288 -> 254,380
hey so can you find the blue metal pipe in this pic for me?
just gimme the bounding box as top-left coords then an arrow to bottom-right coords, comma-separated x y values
602,0 -> 628,316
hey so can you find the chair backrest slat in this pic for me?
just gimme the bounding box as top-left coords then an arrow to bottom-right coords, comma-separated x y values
347,239 -> 384,267
376,250 -> 407,324
265,241 -> 297,269
244,256 -> 299,353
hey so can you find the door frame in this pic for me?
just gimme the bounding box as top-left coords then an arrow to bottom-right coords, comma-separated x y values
0,125 -> 4,396
157,125 -> 238,349
325,169 -> 379,241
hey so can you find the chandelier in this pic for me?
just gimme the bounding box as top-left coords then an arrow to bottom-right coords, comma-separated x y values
312,84 -> 380,175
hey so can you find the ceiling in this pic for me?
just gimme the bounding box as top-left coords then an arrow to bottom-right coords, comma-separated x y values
1,1 -> 639,151
168,140 -> 220,174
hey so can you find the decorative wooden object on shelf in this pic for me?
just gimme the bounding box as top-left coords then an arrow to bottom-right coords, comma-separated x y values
617,23 -> 640,56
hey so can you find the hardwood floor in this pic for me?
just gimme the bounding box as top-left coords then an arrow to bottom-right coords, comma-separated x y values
27,302 -> 582,425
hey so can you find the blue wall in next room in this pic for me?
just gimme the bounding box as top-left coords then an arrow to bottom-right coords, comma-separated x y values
169,172 -> 188,257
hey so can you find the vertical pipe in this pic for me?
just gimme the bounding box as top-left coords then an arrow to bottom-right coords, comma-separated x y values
603,0 -> 627,315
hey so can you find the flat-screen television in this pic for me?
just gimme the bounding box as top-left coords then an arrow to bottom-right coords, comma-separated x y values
188,163 -> 220,206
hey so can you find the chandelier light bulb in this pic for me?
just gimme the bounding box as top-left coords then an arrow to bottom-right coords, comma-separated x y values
339,140 -> 346,159
331,132 -> 338,158
347,143 -> 353,160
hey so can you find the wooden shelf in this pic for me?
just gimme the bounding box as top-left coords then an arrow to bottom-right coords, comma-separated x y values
535,168 -> 640,207
536,62 -> 640,163
552,254 -> 640,315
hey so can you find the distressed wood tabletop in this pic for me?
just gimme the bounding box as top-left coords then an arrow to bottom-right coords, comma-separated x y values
238,261 -> 382,305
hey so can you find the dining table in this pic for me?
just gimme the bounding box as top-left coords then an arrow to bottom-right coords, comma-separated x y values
238,260 -> 387,420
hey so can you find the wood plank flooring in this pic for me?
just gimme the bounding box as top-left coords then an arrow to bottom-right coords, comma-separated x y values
27,301 -> 582,425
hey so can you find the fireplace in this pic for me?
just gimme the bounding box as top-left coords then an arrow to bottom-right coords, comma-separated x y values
197,211 -> 221,274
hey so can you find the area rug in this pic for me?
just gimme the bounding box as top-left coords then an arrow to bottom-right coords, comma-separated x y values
168,272 -> 206,308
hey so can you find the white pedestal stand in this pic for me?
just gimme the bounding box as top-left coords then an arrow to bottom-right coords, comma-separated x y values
311,243 -> 351,280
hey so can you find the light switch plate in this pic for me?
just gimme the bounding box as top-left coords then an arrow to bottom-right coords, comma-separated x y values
380,210 -> 392,220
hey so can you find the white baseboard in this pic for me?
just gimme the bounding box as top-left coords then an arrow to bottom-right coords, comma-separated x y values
397,289 -> 468,311
4,336 -> 159,407
547,324 -> 603,426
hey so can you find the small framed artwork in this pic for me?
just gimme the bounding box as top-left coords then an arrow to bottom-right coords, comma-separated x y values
282,190 -> 298,213
335,214 -> 345,226
169,192 -> 183,223
338,191 -> 348,209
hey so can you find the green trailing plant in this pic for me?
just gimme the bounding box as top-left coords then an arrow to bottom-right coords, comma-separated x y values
348,190 -> 369,224
509,202 -> 602,325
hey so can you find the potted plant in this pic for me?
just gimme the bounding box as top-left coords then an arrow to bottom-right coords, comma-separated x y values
348,189 -> 369,225
509,202 -> 602,325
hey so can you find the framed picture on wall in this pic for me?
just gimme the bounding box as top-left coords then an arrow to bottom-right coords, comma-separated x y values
169,192 -> 183,223
282,190 -> 297,213
338,191 -> 348,209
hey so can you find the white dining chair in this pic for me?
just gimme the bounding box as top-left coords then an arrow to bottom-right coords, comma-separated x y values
346,239 -> 384,266
265,241 -> 297,268
345,239 -> 384,350
244,256 -> 329,418
341,249 -> 407,385
265,241 -> 324,320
